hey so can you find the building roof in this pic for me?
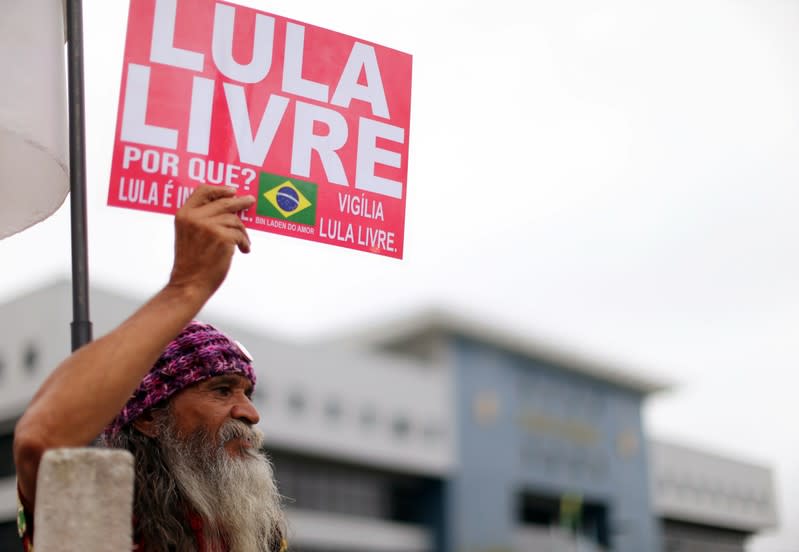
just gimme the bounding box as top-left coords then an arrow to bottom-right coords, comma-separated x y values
651,439 -> 779,532
325,308 -> 673,395
0,280 -> 673,395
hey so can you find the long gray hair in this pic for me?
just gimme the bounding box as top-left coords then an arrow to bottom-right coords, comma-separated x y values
102,408 -> 286,552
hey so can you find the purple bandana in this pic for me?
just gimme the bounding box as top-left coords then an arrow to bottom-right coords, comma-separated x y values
103,320 -> 256,437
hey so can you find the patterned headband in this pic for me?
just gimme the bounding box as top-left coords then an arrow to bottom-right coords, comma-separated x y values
103,320 -> 256,437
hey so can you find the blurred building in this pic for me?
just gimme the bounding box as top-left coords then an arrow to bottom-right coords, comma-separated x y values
0,281 -> 779,551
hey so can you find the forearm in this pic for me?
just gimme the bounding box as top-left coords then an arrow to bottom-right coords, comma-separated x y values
14,282 -> 209,501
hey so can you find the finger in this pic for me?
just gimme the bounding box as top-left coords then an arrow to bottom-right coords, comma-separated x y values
197,194 -> 255,217
224,226 -> 252,254
182,185 -> 237,209
211,215 -> 251,252
212,213 -> 247,232
238,230 -> 252,254
211,213 -> 252,253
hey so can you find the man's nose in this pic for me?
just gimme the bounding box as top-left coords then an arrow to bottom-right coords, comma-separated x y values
231,394 -> 260,425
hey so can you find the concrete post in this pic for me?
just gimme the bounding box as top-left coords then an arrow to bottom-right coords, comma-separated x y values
34,448 -> 134,551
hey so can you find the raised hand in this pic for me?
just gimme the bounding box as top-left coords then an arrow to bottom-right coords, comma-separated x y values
168,185 -> 255,297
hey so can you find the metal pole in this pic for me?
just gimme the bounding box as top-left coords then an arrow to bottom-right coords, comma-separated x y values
66,0 -> 92,350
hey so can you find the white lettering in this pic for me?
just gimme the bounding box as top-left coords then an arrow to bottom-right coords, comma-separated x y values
187,77 -> 215,155
122,145 -> 141,169
355,117 -> 404,198
282,23 -> 329,102
292,102 -> 348,185
356,225 -> 395,251
176,185 -> 193,208
121,146 -> 178,176
212,3 -> 275,83
331,42 -> 389,119
161,153 -> 179,176
337,192 -> 385,221
147,182 -> 159,204
120,64 -> 178,149
188,157 -> 205,183
163,181 -> 174,207
141,150 -> 160,173
118,177 -> 160,206
224,84 -> 289,166
150,0 -> 204,71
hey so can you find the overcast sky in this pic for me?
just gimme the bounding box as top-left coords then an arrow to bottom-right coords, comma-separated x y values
1,0 -> 798,549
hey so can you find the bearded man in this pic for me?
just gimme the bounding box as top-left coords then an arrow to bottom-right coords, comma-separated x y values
13,185 -> 287,551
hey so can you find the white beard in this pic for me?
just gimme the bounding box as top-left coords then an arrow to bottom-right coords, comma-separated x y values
160,419 -> 286,552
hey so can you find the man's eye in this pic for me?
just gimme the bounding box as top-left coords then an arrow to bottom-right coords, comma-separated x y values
214,386 -> 232,396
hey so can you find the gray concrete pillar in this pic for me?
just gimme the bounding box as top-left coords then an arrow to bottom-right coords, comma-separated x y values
34,448 -> 134,551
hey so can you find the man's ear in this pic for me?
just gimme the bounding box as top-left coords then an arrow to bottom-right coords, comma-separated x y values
132,411 -> 159,438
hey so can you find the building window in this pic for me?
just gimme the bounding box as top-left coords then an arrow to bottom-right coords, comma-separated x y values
391,416 -> 411,439
0,431 -> 15,478
271,453 -> 393,520
287,390 -> 307,415
252,384 -> 267,404
359,405 -> 377,429
323,399 -> 343,422
22,343 -> 39,375
422,424 -> 442,443
296,471 -> 330,511
589,455 -> 609,480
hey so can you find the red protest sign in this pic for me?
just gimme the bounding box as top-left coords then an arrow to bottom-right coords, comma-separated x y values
108,0 -> 412,258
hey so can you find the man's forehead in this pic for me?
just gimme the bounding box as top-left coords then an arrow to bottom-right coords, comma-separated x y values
168,375 -> 255,404
198,374 -> 253,388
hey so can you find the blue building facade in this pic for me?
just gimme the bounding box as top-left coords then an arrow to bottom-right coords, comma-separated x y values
441,334 -> 662,552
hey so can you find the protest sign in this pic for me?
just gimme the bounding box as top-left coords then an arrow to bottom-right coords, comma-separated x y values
108,0 -> 412,258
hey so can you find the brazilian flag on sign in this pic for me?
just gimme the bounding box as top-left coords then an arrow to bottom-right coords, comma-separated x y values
257,172 -> 318,226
